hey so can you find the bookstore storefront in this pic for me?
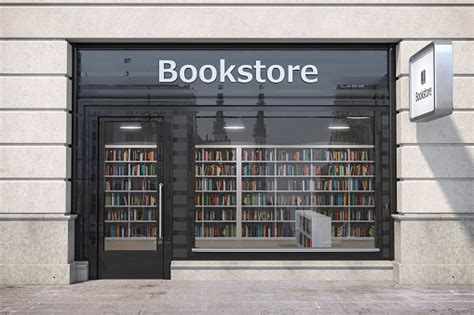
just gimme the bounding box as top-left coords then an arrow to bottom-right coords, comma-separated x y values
74,45 -> 396,279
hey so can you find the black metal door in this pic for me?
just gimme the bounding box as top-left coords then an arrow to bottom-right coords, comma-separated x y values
93,115 -> 171,278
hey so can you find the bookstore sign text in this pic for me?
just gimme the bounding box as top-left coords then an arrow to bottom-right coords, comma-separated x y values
158,59 -> 319,84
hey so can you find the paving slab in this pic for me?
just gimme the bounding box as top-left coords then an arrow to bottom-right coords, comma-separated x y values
0,280 -> 472,314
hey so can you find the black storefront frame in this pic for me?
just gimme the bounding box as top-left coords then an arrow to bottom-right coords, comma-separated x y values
72,44 -> 397,279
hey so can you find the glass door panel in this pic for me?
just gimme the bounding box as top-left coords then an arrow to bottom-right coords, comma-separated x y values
98,118 -> 167,279
102,121 -> 160,251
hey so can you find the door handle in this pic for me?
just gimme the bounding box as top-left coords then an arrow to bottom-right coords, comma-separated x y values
159,182 -> 163,240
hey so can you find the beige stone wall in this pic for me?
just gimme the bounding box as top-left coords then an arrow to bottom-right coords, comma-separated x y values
395,40 -> 474,284
0,0 -> 473,284
0,40 -> 76,284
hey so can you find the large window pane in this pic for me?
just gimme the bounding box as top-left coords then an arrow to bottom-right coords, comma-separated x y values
194,110 -> 383,251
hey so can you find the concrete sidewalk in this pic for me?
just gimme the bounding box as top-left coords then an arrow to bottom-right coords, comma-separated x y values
0,280 -> 473,314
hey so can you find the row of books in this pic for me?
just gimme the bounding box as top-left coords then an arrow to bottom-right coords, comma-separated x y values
242,179 -> 276,191
241,209 -> 274,221
314,178 -> 373,191
242,193 -> 274,206
195,149 -> 235,161
130,164 -> 156,176
105,194 -> 128,206
129,208 -> 156,221
105,209 -> 129,221
298,233 -> 312,247
352,210 -> 376,221
279,179 -> 313,191
195,194 -> 236,206
195,178 -> 236,191
332,224 -> 374,237
299,216 -> 312,234
240,208 -> 295,221
315,150 -> 370,162
276,164 -> 311,176
105,179 -> 157,191
313,194 -> 375,206
106,209 -> 156,221
239,194 -> 375,206
314,164 -> 374,176
348,164 -> 374,176
130,194 -> 157,206
242,148 -> 274,161
195,164 -> 236,176
332,209 -> 350,221
105,165 -> 157,176
195,209 -> 236,221
105,165 -> 127,176
105,149 -> 155,162
241,223 -> 294,238
105,179 -> 130,191
195,165 -> 373,177
276,149 -> 311,161
195,224 -> 236,237
276,194 -> 310,206
105,224 -> 157,238
239,148 -> 372,162
242,164 -> 275,176
239,178 -> 374,191
129,150 -> 155,162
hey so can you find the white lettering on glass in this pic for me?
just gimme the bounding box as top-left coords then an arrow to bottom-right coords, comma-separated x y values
158,59 -> 319,84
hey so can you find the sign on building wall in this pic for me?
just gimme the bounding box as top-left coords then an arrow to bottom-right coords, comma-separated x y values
409,41 -> 453,122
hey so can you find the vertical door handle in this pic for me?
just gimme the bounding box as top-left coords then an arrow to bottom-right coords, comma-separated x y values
159,183 -> 163,240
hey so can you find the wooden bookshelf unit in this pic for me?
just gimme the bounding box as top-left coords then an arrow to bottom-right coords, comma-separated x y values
103,144 -> 159,250
195,145 -> 376,247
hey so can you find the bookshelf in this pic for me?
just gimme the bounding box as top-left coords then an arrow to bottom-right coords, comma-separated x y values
104,145 -> 158,244
194,146 -> 238,239
195,145 -> 376,244
295,210 -> 331,248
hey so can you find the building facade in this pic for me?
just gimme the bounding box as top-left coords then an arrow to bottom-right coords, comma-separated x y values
0,0 -> 473,285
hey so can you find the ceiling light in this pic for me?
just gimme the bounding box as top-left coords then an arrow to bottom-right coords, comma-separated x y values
120,123 -> 142,130
224,118 -> 245,130
328,119 -> 350,130
224,126 -> 245,130
347,116 -> 371,120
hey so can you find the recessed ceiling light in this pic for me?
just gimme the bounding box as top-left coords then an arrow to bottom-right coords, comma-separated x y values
347,116 -> 371,120
224,125 -> 245,130
224,118 -> 245,130
120,123 -> 142,130
328,119 -> 350,130
328,125 -> 350,130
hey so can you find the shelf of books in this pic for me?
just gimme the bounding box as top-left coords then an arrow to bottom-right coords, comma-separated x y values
104,145 -> 159,245
195,145 -> 376,243
195,146 -> 238,239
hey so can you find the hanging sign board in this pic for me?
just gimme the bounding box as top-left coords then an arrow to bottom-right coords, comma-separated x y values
409,41 -> 453,122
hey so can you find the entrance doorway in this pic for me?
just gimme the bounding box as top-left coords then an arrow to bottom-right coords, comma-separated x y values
90,114 -> 172,278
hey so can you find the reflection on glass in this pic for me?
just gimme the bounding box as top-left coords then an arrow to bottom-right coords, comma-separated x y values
102,122 -> 159,251
194,111 -> 378,250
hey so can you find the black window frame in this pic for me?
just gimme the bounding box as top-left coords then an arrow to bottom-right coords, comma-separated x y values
72,44 -> 397,272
